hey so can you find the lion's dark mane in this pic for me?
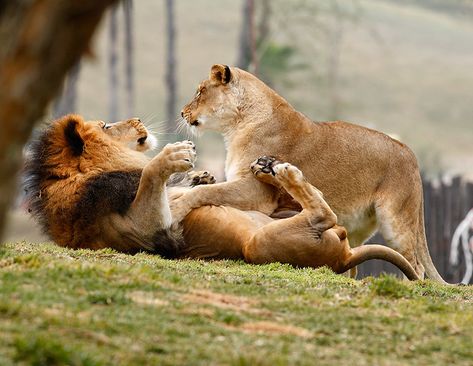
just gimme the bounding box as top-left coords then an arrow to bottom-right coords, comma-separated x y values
23,123 -> 187,258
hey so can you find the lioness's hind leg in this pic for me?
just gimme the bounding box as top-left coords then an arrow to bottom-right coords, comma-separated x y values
376,203 -> 425,279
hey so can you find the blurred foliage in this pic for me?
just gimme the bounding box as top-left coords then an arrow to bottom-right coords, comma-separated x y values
253,0 -> 362,116
382,0 -> 473,19
258,42 -> 306,88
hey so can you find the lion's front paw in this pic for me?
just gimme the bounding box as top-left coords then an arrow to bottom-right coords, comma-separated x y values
156,140 -> 197,177
188,170 -> 216,186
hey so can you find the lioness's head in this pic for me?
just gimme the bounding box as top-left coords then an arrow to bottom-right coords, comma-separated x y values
181,64 -> 245,132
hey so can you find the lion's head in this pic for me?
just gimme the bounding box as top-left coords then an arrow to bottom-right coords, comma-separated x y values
99,117 -> 158,152
26,114 -> 156,178
23,114 -> 157,247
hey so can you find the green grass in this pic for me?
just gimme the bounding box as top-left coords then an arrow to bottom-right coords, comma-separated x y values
1,242 -> 472,366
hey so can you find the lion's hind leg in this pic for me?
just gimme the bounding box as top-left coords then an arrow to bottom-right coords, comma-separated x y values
243,159 -> 341,269
251,157 -> 337,230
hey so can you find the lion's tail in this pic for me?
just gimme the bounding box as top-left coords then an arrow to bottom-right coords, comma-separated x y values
341,244 -> 420,281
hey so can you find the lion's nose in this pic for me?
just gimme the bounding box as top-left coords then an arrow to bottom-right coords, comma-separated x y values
181,111 -> 184,118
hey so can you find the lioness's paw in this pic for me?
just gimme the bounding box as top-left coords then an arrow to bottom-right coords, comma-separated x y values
158,140 -> 197,174
188,170 -> 216,186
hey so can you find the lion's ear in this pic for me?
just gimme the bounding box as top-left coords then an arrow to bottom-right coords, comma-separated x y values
210,64 -> 232,85
63,116 -> 84,156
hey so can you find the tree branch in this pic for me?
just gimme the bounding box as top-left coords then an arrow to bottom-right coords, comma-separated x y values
0,0 -> 117,241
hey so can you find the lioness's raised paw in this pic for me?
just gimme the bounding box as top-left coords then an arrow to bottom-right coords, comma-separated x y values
188,170 -> 216,186
154,140 -> 197,178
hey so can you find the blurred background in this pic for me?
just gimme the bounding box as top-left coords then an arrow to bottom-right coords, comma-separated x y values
4,0 -> 473,281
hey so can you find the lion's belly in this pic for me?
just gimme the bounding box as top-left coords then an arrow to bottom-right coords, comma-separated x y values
180,206 -> 271,260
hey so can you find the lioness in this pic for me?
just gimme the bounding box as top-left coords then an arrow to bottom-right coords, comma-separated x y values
175,64 -> 444,282
23,114 -> 419,279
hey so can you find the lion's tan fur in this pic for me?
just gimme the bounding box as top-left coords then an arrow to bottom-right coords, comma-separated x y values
24,114 -> 194,254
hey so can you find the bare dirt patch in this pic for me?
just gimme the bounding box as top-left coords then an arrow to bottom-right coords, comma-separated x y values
127,291 -> 169,307
181,289 -> 266,315
228,321 -> 312,338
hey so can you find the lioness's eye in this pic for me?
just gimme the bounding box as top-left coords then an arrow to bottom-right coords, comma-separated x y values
196,87 -> 206,97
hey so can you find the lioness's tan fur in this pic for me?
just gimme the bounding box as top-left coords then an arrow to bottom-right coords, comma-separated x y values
176,64 -> 444,282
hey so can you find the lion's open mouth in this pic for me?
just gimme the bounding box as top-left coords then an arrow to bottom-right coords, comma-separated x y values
190,120 -> 200,127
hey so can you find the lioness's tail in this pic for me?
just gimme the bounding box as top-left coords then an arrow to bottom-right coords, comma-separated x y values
341,245 -> 420,281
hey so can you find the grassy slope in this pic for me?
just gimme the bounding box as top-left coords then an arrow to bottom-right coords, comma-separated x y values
1,242 -> 472,366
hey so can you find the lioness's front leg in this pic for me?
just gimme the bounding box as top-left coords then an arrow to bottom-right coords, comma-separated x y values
188,170 -> 216,186
108,141 -> 196,249
170,176 -> 279,224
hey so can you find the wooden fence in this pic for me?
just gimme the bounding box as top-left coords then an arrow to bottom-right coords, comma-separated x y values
357,176 -> 473,283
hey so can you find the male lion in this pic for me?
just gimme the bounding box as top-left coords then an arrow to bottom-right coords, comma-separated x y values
24,114 -> 196,255
23,114 -> 419,280
175,64 -> 445,283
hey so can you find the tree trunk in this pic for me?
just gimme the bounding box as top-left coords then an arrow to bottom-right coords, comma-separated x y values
258,0 -> 270,46
0,0 -> 117,242
108,4 -> 119,122
236,0 -> 256,73
53,61 -> 81,118
123,0 -> 134,117
165,0 -> 177,132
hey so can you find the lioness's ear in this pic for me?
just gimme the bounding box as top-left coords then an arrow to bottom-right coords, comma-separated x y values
63,116 -> 84,156
210,64 -> 232,85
